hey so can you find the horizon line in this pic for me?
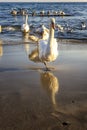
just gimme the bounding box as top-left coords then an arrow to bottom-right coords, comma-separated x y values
0,1 -> 87,2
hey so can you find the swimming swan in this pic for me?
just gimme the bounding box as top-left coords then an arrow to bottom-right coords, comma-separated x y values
38,18 -> 59,69
81,22 -> 86,29
21,14 -> 29,33
28,25 -> 49,43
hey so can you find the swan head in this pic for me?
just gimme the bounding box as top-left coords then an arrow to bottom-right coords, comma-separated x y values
50,18 -> 55,29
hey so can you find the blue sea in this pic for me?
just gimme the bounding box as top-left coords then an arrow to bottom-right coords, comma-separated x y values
0,2 -> 87,43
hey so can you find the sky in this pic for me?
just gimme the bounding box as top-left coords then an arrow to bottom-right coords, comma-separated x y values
0,0 -> 87,2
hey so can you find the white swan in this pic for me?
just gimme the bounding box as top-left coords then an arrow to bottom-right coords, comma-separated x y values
56,24 -> 64,32
81,22 -> 86,29
35,24 -> 49,36
40,10 -> 45,16
28,25 -> 49,42
11,8 -> 17,16
38,18 -> 59,69
58,10 -> 65,16
19,8 -> 28,16
64,23 -> 73,33
21,14 -> 29,33
41,25 -> 49,40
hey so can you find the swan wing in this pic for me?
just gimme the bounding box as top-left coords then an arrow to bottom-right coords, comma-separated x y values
38,39 -> 48,59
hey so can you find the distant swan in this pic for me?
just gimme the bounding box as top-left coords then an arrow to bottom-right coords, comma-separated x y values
41,25 -> 49,40
21,14 -> 29,33
11,8 -> 17,16
35,24 -> 49,34
81,22 -> 86,29
38,18 -> 59,69
56,24 -> 64,32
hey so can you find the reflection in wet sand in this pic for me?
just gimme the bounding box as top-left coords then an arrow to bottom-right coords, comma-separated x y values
40,71 -> 59,109
24,43 -> 30,55
22,33 -> 29,42
29,47 -> 41,62
0,40 -> 3,57
23,34 -> 30,54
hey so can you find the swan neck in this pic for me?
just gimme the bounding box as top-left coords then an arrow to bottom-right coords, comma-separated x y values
49,25 -> 54,44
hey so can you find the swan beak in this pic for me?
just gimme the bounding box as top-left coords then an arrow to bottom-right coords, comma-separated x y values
41,30 -> 45,37
52,22 -> 55,30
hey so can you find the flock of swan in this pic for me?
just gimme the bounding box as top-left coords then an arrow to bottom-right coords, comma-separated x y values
10,8 -> 66,16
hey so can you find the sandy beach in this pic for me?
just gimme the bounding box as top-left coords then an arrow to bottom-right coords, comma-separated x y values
0,40 -> 87,130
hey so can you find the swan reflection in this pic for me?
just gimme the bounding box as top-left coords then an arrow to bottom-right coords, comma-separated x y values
40,71 -> 59,109
23,34 -> 30,55
24,43 -> 30,55
22,33 -> 29,42
0,40 -> 3,57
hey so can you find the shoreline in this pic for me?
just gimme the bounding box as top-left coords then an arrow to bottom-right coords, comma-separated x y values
0,38 -> 87,46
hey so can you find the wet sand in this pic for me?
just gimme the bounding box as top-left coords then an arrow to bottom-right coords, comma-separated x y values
0,41 -> 87,130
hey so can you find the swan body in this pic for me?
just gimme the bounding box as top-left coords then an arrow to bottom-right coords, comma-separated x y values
65,24 -> 73,33
28,31 -> 49,43
59,11 -> 65,15
11,9 -> 17,15
47,10 -> 50,15
36,24 -> 49,34
41,25 -> 49,40
21,15 -> 29,33
56,24 -> 64,32
40,10 -> 45,16
38,18 -> 58,68
28,25 -> 49,42
20,8 -> 28,15
81,22 -> 86,29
